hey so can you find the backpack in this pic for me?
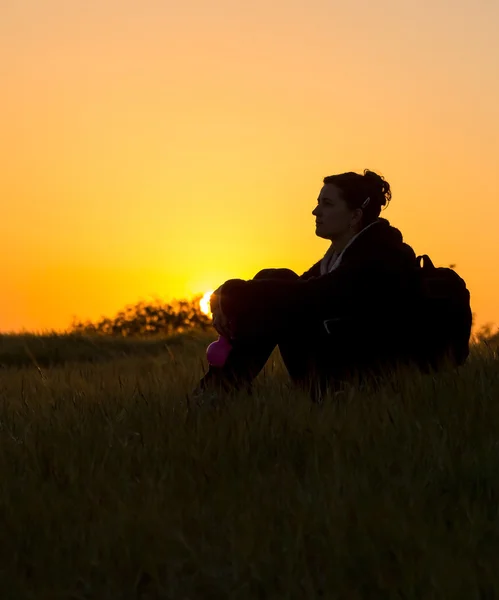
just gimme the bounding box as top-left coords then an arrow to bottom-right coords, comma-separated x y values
414,254 -> 472,370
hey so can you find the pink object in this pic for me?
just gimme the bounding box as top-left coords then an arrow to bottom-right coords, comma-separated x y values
206,335 -> 232,367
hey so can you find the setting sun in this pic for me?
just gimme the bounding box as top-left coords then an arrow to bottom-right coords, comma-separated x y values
200,290 -> 215,317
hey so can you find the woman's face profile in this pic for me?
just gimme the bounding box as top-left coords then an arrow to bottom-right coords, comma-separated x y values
312,184 -> 360,241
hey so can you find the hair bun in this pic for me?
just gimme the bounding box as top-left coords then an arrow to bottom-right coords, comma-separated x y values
363,169 -> 391,207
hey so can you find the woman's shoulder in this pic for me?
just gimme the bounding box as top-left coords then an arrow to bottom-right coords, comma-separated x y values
299,219 -> 415,281
345,219 -> 416,265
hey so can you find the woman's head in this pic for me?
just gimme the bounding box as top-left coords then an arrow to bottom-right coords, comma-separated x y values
312,169 -> 391,241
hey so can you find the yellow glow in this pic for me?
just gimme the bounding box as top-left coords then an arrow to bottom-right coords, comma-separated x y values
200,290 -> 214,317
2,0 -> 499,333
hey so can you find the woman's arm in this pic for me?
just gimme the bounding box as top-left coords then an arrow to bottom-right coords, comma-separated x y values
216,261 -> 371,339
216,248 -> 413,340
298,260 -> 322,280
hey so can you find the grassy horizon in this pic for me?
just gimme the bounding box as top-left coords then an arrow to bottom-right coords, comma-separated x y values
1,332 -> 499,597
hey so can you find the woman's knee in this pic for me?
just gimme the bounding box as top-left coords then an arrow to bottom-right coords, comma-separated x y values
253,268 -> 299,281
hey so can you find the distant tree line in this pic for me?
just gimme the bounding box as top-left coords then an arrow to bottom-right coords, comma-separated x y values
70,295 -> 212,337
68,295 -> 499,346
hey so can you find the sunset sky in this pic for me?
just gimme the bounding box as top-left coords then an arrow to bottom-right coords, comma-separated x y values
2,0 -> 499,333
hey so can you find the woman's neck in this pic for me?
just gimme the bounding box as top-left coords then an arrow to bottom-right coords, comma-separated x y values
331,228 -> 358,254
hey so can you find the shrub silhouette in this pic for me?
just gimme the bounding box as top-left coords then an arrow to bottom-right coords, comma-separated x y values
70,295 -> 212,337
475,322 -> 499,348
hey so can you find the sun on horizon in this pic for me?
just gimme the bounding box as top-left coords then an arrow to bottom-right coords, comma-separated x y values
199,290 -> 215,318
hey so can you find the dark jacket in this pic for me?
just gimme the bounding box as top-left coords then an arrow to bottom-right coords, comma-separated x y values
217,219 -> 419,346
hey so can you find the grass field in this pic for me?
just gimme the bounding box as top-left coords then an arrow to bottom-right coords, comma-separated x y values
1,331 -> 499,599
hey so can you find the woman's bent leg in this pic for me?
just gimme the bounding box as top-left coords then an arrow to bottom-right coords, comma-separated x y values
277,328 -> 332,402
195,268 -> 300,394
197,336 -> 277,393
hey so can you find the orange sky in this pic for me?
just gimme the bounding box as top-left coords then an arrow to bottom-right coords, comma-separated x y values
2,0 -> 499,333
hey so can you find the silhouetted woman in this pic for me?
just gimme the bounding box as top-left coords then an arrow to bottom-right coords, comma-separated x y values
193,169 -> 420,403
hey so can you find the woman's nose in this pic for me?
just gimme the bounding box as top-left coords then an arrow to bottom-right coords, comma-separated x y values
312,206 -> 320,216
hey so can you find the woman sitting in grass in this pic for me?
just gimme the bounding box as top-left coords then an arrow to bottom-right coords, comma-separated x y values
192,169 -> 421,403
